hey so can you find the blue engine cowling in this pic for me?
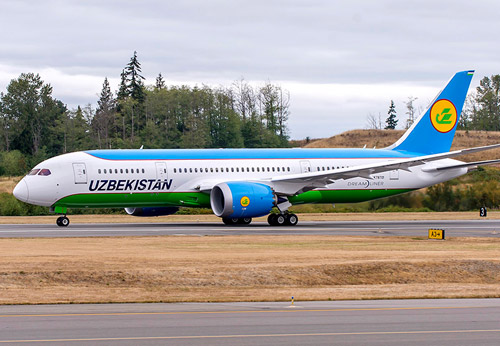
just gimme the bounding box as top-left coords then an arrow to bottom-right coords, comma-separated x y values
210,182 -> 276,218
125,207 -> 179,217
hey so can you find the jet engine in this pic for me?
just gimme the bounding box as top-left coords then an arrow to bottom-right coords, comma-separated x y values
125,207 -> 179,217
210,182 -> 276,218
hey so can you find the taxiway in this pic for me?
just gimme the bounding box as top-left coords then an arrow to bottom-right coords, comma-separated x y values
0,299 -> 499,345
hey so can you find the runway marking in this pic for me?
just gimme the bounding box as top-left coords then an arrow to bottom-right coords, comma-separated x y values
0,305 -> 482,318
1,329 -> 499,343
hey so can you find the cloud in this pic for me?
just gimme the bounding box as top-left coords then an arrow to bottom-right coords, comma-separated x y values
0,0 -> 498,138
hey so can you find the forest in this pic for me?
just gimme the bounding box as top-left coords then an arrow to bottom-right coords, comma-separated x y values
0,52 -> 290,176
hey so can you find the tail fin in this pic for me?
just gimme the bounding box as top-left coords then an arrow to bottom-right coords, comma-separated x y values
387,70 -> 474,154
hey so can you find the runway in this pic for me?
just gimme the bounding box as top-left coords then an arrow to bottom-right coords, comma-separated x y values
0,299 -> 499,345
0,219 -> 500,238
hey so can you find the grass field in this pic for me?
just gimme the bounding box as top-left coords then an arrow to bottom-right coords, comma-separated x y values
0,235 -> 499,304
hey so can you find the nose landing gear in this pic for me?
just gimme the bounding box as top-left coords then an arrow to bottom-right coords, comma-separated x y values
56,216 -> 70,227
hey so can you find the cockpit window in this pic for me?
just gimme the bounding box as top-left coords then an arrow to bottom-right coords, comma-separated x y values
38,169 -> 51,176
28,169 -> 40,176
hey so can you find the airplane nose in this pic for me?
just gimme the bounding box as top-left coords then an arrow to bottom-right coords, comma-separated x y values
13,179 -> 29,203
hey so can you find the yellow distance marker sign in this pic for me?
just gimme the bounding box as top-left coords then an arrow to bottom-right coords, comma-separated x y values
428,229 -> 445,240
240,196 -> 250,207
430,99 -> 457,133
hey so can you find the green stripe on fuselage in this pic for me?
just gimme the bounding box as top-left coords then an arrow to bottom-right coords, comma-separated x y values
54,189 -> 414,209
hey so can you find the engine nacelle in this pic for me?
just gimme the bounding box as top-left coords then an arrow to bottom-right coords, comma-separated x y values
125,207 -> 179,217
210,182 -> 276,218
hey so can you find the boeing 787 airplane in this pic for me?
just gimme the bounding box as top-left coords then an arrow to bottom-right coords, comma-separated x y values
13,70 -> 500,227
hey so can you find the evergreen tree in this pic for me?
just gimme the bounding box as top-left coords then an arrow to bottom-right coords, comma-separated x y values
385,100 -> 398,130
470,75 -> 500,131
155,73 -> 166,90
93,78 -> 116,148
125,51 -> 145,103
117,70 -> 128,100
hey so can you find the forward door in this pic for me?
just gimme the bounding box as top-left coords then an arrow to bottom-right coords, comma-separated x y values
72,163 -> 87,184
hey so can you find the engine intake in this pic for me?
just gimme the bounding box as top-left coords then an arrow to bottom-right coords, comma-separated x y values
210,182 -> 276,218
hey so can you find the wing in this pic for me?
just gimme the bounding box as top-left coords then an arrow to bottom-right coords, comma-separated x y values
267,143 -> 500,195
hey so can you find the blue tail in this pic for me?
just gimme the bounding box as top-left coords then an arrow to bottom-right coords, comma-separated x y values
387,70 -> 474,155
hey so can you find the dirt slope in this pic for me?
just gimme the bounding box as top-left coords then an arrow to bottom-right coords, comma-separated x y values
304,129 -> 500,162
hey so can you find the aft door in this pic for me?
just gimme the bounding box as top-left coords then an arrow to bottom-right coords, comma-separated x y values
300,160 -> 311,173
155,162 -> 168,180
72,163 -> 87,184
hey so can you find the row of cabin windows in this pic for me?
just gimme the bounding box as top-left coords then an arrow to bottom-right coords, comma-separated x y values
174,166 -> 292,174
96,166 -> 349,175
98,168 -> 146,174
318,166 -> 348,171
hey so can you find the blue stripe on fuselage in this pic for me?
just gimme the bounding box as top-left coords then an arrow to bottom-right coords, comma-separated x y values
84,148 -> 421,161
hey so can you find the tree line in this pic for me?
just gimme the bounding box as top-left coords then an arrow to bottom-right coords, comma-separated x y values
0,52 -> 290,175
367,74 -> 500,132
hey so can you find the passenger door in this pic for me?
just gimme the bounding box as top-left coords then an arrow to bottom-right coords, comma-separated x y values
72,163 -> 87,184
155,162 -> 168,180
300,160 -> 311,173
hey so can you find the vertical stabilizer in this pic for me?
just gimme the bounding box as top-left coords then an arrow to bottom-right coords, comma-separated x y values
387,70 -> 474,154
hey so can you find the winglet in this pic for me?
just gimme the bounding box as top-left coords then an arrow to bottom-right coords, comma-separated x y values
387,70 -> 474,154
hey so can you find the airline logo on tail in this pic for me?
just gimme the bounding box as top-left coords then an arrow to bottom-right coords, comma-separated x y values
430,99 -> 457,133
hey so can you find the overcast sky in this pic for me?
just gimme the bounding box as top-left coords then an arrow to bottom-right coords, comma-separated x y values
1,0 -> 499,139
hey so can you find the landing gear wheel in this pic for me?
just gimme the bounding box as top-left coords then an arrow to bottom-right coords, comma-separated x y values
56,216 -> 70,227
238,217 -> 252,225
285,213 -> 298,226
222,217 -> 239,225
275,214 -> 286,226
268,214 -> 277,226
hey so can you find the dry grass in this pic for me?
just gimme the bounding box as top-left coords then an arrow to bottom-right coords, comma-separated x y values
0,235 -> 499,304
306,129 -> 500,162
0,176 -> 19,194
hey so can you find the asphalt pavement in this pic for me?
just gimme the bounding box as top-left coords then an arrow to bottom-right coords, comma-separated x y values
0,299 -> 499,345
0,219 -> 499,238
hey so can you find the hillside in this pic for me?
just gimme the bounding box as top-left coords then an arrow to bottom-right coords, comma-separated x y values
304,130 -> 500,162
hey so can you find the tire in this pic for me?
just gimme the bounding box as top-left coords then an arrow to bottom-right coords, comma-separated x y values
238,217 -> 252,225
275,214 -> 286,226
59,216 -> 70,227
285,213 -> 298,226
56,217 -> 62,227
267,214 -> 277,226
222,217 -> 239,225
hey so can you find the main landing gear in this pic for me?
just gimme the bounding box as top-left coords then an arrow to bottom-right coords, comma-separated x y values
267,213 -> 298,226
56,215 -> 70,227
222,217 -> 252,225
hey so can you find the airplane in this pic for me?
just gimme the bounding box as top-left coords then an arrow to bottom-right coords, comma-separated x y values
12,70 -> 500,227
